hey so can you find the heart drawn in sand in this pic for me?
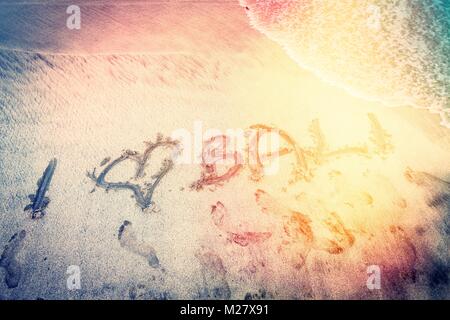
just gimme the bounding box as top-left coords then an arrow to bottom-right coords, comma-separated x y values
87,135 -> 180,210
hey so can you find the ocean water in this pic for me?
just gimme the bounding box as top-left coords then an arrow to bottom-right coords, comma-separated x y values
242,0 -> 450,126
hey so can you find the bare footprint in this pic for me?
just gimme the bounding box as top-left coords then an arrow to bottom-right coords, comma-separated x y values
0,230 -> 26,289
195,249 -> 231,299
118,221 -> 159,268
255,189 -> 354,255
405,168 -> 450,191
405,168 -> 450,211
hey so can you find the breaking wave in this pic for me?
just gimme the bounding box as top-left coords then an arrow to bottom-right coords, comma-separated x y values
242,0 -> 450,127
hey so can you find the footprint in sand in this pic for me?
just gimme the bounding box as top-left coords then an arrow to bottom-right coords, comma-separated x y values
118,221 -> 159,268
0,230 -> 26,289
195,249 -> 231,300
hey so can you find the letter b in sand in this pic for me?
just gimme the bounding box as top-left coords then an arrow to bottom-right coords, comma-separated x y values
66,265 -> 81,290
66,5 -> 81,30
366,265 -> 381,290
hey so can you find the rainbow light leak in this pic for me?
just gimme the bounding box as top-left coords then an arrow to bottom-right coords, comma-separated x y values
0,0 -> 448,300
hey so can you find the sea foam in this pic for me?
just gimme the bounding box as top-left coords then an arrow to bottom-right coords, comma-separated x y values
242,0 -> 450,127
